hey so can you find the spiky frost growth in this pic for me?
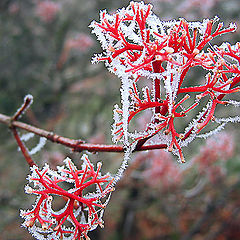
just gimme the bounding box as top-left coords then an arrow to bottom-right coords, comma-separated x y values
90,1 -> 239,162
20,155 -> 114,240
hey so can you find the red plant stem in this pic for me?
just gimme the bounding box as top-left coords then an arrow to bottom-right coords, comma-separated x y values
134,60 -> 165,150
182,75 -> 240,140
218,75 -> 240,100
152,60 -> 162,114
154,78 -> 161,113
0,113 -> 167,153
5,95 -> 37,166
13,95 -> 33,120
11,127 -> 36,167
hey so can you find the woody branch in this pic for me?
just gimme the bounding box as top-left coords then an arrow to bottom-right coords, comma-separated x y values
0,112 -> 167,153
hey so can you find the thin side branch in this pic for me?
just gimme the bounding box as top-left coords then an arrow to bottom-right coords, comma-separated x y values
0,113 -> 167,153
8,95 -> 36,166
11,128 -> 36,167
13,95 -> 33,121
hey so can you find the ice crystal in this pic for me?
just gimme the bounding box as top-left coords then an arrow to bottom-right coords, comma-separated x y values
21,155 -> 114,240
91,1 -> 239,162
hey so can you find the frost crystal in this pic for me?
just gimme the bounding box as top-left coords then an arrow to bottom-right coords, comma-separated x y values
29,137 -> 47,155
20,134 -> 47,156
91,1 -> 240,162
21,155 -> 114,240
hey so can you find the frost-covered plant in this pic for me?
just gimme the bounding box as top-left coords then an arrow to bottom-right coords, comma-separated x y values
0,1 -> 239,240
90,1 -> 240,162
20,155 -> 114,240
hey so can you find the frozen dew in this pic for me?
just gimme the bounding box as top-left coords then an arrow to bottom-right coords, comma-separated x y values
91,1 -> 240,163
29,137 -> 47,155
21,155 -> 114,240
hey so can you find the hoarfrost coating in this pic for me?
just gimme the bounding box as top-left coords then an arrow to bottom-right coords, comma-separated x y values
91,1 -> 239,162
21,156 -> 114,240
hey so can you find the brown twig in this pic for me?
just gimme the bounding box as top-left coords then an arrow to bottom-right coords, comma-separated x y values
0,112 -> 167,153
12,95 -> 33,121
11,128 -> 36,167
8,95 -> 36,167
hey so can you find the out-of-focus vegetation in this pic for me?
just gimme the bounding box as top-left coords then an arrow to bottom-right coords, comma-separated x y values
0,0 -> 240,239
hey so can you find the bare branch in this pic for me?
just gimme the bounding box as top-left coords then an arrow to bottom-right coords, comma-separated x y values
11,128 -> 36,167
12,95 -> 33,121
7,95 -> 36,166
0,113 -> 167,153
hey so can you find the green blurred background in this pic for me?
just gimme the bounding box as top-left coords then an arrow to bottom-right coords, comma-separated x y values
0,0 -> 240,239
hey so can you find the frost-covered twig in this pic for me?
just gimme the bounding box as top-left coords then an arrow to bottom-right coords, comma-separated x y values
0,112 -> 167,153
9,95 -> 36,167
